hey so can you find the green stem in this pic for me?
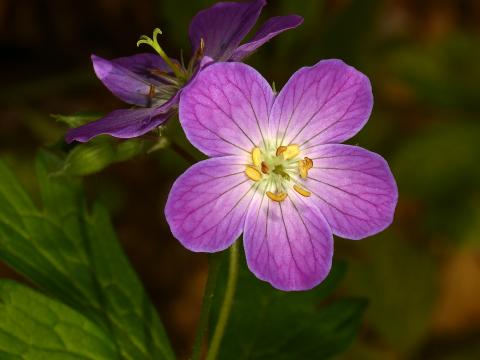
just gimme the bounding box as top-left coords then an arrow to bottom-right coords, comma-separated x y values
190,254 -> 222,360
170,139 -> 200,165
206,241 -> 240,360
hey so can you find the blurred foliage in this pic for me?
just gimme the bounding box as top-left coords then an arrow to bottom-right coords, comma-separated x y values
211,258 -> 367,359
1,0 -> 480,359
346,234 -> 437,353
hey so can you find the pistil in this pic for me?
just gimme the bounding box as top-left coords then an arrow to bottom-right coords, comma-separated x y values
137,28 -> 186,81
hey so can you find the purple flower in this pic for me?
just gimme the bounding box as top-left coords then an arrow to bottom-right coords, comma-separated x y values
165,60 -> 398,291
66,0 -> 303,143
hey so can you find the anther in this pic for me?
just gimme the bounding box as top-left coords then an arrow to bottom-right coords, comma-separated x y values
266,191 -> 287,202
245,166 -> 262,182
261,161 -> 269,174
282,145 -> 300,160
276,146 -> 287,157
293,184 -> 311,197
304,157 -> 313,170
298,160 -> 308,179
252,147 -> 262,167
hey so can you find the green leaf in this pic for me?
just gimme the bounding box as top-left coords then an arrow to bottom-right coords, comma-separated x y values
0,152 -> 175,360
211,256 -> 366,359
0,280 -> 119,360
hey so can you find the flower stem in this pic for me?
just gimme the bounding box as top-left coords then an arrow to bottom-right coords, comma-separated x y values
190,253 -> 222,360
170,139 -> 199,165
206,241 -> 240,360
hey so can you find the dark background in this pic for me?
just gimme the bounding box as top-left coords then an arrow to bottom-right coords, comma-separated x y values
1,0 -> 480,359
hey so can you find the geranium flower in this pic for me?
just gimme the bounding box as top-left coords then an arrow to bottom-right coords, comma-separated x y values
165,60 -> 398,291
66,0 -> 302,143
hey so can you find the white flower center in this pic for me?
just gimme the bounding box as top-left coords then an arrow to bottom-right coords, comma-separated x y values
244,142 -> 313,202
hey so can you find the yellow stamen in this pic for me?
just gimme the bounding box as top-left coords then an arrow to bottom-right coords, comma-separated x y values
276,146 -> 287,157
298,160 -> 308,179
252,147 -> 262,167
266,191 -> 287,202
304,157 -> 313,170
293,184 -> 311,197
261,161 -> 269,174
282,144 -> 300,160
245,166 -> 262,182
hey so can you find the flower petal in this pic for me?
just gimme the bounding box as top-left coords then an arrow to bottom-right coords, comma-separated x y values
165,156 -> 257,252
65,105 -> 174,143
179,62 -> 274,157
244,190 -> 333,291
304,144 -> 398,240
92,53 -> 169,106
231,15 -> 304,61
189,0 -> 266,60
269,59 -> 373,149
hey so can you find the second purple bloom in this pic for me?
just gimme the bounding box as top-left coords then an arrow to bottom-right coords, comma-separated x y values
66,0 -> 302,143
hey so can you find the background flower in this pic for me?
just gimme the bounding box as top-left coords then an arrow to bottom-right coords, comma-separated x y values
65,0 -> 302,143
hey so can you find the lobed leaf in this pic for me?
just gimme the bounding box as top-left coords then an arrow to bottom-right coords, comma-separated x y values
0,152 -> 174,360
0,280 -> 119,360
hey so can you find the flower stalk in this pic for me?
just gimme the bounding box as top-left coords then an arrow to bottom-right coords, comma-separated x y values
206,241 -> 239,360
190,253 -> 222,360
